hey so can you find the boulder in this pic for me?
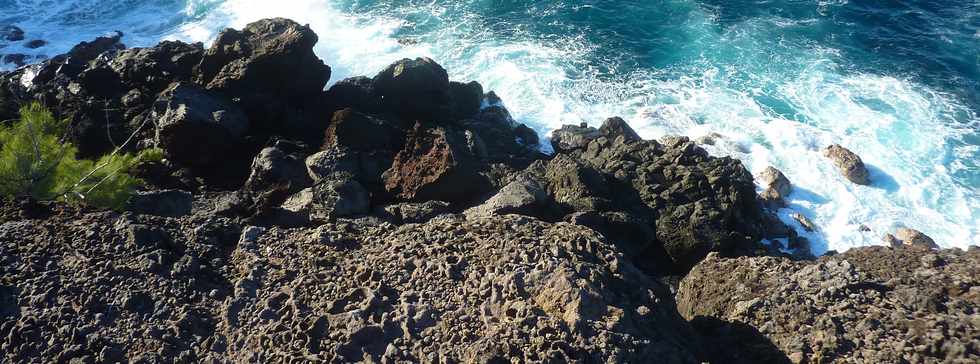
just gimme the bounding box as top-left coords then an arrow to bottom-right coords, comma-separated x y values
383,123 -> 489,203
542,154 -> 611,212
375,201 -> 452,224
893,228 -> 939,250
599,117 -> 641,142
551,117 -> 641,154
459,106 -> 544,166
153,82 -> 249,168
465,174 -> 553,219
323,108 -> 405,152
790,213 -> 815,232
244,145 -> 312,193
550,123 -> 603,154
448,80 -> 484,121
372,57 -> 450,120
823,144 -> 870,185
1,25 -> 25,42
196,18 -> 331,136
25,40 -> 46,49
323,76 -> 380,114
125,189 -> 193,217
108,40 -> 204,94
305,148 -> 361,183
756,166 -> 792,207
281,178 -> 370,222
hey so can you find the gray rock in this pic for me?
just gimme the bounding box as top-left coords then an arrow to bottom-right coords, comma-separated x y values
244,146 -> 312,193
823,144 -> 870,185
153,82 -> 249,167
282,179 -> 370,222
465,175 -> 551,218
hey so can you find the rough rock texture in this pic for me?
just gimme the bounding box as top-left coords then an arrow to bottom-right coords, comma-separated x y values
823,144 -> 870,185
372,57 -> 450,121
757,166 -> 792,207
677,248 -> 980,363
196,18 -> 330,138
383,123 -> 490,204
153,82 -> 249,168
887,228 -> 940,250
0,200 -> 705,363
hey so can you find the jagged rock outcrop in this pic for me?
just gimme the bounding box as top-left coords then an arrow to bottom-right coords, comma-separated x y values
196,18 -> 330,139
677,247 -> 979,363
372,57 -> 450,121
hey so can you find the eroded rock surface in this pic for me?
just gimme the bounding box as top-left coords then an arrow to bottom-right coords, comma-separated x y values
677,247 -> 980,363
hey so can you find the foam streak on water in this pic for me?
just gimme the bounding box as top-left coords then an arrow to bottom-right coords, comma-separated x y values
1,0 -> 977,252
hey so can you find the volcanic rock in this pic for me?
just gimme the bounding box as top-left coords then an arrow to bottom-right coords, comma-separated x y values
196,18 -> 330,138
677,248 -> 979,363
153,82 -> 249,168
1,25 -> 25,42
125,189 -> 193,217
383,122 -> 489,203
372,57 -> 450,121
823,144 -> 870,185
244,145 -> 312,194
757,166 -> 792,207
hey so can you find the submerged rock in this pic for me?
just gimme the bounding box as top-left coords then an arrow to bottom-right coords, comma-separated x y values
1,25 -> 25,42
823,144 -> 870,185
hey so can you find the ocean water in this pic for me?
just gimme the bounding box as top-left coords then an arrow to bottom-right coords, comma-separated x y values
1,0 -> 977,253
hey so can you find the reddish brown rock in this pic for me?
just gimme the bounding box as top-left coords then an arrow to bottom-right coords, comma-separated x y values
382,122 -> 489,203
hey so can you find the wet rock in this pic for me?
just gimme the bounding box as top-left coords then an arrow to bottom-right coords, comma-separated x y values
383,123 -> 489,204
153,82 -> 248,168
1,25 -> 25,42
1,54 -> 27,67
791,213 -> 816,232
459,105 -> 544,166
893,228 -> 939,250
823,144 -> 870,185
126,189 -> 193,217
757,166 -> 792,207
24,40 -> 46,49
372,57 -> 450,121
695,133 -> 724,146
551,123 -> 603,154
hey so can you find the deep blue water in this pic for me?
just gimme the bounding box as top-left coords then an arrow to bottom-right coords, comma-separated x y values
1,0 -> 978,251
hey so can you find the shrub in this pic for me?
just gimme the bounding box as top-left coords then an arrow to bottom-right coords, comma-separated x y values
0,102 -> 159,209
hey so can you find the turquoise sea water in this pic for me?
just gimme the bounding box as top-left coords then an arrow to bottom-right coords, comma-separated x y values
2,0 -> 978,252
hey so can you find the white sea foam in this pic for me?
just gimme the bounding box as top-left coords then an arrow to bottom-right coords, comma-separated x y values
2,0 -> 976,252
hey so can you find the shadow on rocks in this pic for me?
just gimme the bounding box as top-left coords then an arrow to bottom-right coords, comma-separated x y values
689,316 -> 791,364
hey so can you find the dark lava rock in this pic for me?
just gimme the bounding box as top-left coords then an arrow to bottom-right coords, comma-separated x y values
24,39 -> 47,49
126,189 -> 193,217
108,40 -> 204,94
153,82 -> 249,168
757,166 -> 792,208
460,105 -> 545,166
372,57 -> 450,121
280,177 -> 371,223
324,108 -> 406,152
196,18 -> 330,138
2,54 -> 27,67
1,25 -> 25,42
383,122 -> 490,204
322,76 -> 380,115
448,80 -> 484,121
244,145 -> 312,194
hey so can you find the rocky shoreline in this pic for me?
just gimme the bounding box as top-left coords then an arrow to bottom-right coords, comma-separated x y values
0,18 -> 976,363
